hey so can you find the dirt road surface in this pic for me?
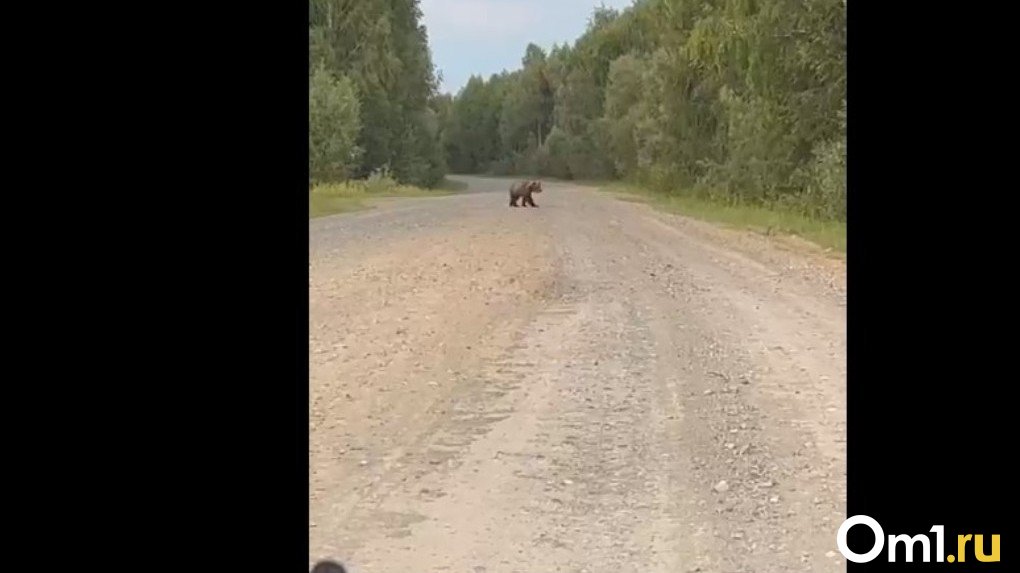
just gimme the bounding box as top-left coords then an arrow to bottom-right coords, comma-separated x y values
309,176 -> 846,572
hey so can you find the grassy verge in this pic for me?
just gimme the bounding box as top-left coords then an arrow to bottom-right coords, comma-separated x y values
310,177 -> 462,219
466,172 -> 613,188
604,184 -> 846,253
309,194 -> 369,217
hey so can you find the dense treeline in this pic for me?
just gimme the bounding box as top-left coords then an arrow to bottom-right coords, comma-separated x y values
442,0 -> 846,220
309,0 -> 446,187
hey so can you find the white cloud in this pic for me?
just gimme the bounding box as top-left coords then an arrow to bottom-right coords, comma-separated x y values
422,0 -> 542,42
422,0 -> 637,92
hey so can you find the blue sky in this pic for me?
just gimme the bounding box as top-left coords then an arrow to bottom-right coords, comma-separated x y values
421,0 -> 635,95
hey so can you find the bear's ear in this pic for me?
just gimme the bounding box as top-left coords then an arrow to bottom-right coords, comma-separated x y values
311,561 -> 347,573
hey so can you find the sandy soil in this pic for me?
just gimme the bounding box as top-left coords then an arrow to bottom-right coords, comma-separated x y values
309,175 -> 846,572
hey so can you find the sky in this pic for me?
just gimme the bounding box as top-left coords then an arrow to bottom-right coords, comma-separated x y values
421,0 -> 634,95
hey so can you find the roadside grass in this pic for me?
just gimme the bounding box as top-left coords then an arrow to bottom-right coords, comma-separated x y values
309,194 -> 368,217
463,173 -> 613,188
603,183 -> 846,254
310,177 -> 462,219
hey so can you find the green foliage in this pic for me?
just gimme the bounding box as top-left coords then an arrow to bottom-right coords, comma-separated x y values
605,184 -> 847,253
309,64 -> 362,183
543,127 -> 573,179
309,167 -> 456,218
308,0 -> 446,187
440,0 -> 846,221
443,75 -> 506,173
795,133 -> 846,220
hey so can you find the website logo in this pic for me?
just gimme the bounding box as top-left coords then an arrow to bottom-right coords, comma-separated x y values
837,515 -> 1000,564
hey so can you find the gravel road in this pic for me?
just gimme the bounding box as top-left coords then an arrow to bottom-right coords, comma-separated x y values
309,175 -> 846,572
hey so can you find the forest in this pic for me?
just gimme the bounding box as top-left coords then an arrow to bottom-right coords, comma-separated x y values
309,0 -> 447,188
309,0 -> 846,222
